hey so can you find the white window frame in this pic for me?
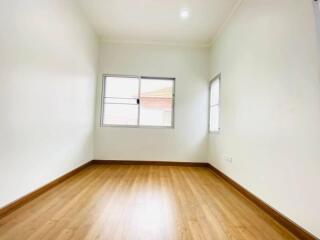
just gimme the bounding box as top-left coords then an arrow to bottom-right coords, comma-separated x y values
314,0 -> 320,33
100,74 -> 175,129
209,74 -> 221,133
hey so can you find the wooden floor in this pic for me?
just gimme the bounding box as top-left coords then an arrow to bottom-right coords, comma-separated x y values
0,164 -> 297,240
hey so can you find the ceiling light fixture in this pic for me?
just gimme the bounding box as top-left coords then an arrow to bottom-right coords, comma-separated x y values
180,9 -> 190,19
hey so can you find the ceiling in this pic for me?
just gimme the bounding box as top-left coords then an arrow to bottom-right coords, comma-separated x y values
76,0 -> 239,46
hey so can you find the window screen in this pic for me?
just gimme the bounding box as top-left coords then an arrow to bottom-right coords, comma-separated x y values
102,75 -> 175,128
209,75 -> 221,133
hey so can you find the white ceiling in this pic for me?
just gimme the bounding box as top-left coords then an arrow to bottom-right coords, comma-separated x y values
76,0 -> 239,46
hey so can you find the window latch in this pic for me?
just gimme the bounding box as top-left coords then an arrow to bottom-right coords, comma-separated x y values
137,99 -> 140,104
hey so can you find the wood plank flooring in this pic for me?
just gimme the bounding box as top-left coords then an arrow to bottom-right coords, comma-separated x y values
0,164 -> 297,240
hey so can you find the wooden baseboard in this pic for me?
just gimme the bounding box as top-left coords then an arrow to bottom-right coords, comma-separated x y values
206,163 -> 318,240
0,161 -> 92,218
92,159 -> 208,167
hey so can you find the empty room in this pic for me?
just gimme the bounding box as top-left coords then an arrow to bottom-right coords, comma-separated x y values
0,0 -> 320,239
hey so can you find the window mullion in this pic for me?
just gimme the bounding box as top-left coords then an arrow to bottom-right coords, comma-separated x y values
137,76 -> 142,127
100,76 -> 107,127
210,103 -> 219,107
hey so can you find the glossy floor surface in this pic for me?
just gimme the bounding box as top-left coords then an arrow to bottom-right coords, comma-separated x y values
0,164 -> 297,240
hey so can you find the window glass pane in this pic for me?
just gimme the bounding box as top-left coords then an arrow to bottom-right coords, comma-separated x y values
210,78 -> 220,105
103,104 -> 138,126
105,98 -> 137,104
210,105 -> 220,132
105,77 -> 139,98
140,79 -> 173,127
140,98 -> 173,127
140,79 -> 173,98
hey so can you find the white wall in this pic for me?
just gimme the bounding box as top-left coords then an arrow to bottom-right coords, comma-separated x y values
95,42 -> 209,162
209,0 -> 320,237
0,0 -> 98,207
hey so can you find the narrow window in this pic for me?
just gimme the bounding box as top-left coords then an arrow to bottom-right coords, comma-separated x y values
314,0 -> 320,36
209,74 -> 221,133
101,75 -> 175,128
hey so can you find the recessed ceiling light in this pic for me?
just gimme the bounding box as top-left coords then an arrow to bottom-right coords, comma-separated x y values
180,9 -> 190,19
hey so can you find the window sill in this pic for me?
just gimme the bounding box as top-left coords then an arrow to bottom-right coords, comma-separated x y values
100,125 -> 175,129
